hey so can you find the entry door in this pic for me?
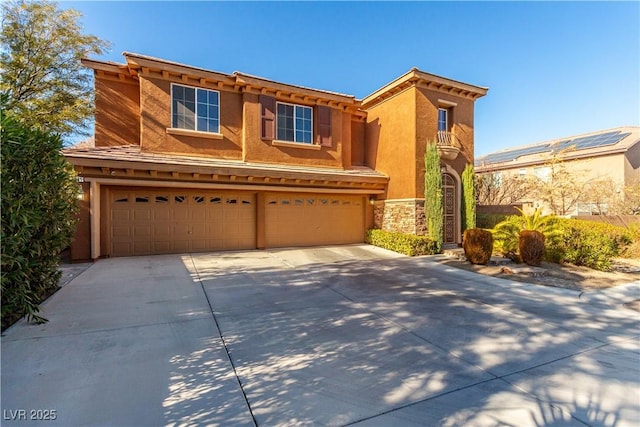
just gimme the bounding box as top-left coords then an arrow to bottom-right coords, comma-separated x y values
442,174 -> 457,244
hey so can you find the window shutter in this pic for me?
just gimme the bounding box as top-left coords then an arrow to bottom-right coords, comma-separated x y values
260,95 -> 276,140
317,106 -> 332,147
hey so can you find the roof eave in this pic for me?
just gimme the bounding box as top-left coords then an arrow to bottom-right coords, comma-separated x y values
360,68 -> 488,109
62,148 -> 389,187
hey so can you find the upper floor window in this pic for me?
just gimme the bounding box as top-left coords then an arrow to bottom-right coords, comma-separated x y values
171,84 -> 220,133
438,108 -> 449,132
276,102 -> 312,144
259,95 -> 332,147
533,166 -> 551,182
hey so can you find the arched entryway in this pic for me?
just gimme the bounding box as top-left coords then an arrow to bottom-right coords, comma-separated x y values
442,173 -> 458,245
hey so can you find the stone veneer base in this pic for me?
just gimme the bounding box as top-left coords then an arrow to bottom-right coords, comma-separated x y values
374,199 -> 427,236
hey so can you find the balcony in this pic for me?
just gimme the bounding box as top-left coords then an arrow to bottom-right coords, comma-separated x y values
436,131 -> 461,160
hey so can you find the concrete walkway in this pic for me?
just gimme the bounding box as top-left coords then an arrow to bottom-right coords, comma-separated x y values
2,245 -> 639,426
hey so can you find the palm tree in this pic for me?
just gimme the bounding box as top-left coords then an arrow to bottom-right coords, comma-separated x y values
492,208 -> 560,263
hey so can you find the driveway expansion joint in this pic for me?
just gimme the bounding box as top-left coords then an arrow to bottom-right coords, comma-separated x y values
188,254 -> 258,427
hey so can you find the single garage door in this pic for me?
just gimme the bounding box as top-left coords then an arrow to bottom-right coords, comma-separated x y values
109,188 -> 256,256
265,193 -> 365,248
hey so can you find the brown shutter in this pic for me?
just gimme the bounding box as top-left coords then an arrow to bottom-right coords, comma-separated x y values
317,106 -> 332,147
260,95 -> 276,140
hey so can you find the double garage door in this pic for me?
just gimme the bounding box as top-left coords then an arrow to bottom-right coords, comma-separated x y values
108,188 -> 364,257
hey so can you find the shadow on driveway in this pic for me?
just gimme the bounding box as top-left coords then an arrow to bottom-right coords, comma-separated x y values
2,245 -> 638,426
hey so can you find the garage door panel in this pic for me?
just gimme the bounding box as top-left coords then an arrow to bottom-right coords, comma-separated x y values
207,223 -> 225,235
206,210 -> 223,221
111,226 -> 131,239
112,242 -> 132,257
109,189 -> 256,257
111,210 -> 131,222
173,240 -> 191,253
133,208 -> 152,221
153,241 -> 172,253
190,240 -> 209,252
173,208 -> 189,221
191,210 -> 207,221
191,223 -> 207,236
265,193 -> 364,248
154,209 -> 171,221
133,225 -> 152,238
133,242 -> 152,255
154,224 -> 172,238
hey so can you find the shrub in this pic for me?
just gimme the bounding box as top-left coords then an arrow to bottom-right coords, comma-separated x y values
477,213 -> 510,230
621,224 -> 640,259
492,208 -> 561,263
424,142 -> 443,252
1,114 -> 79,329
491,215 -> 522,261
462,228 -> 493,265
461,165 -> 476,231
547,219 -> 632,271
366,229 -> 439,256
519,230 -> 545,266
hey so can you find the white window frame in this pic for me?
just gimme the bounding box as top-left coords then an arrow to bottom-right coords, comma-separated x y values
533,166 -> 551,182
492,171 -> 503,187
170,83 -> 220,134
438,108 -> 449,132
576,202 -> 608,216
276,101 -> 313,144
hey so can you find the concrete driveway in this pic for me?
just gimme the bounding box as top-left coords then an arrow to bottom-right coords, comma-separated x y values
2,244 -> 639,426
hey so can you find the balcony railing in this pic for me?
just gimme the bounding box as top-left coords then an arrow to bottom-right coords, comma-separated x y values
437,130 -> 460,147
436,131 -> 461,160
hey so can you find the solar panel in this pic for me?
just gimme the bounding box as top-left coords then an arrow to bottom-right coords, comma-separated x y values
479,130 -> 631,166
478,144 -> 551,164
552,131 -> 629,152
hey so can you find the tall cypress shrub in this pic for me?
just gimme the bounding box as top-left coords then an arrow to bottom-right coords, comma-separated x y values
1,113 -> 79,328
424,141 -> 443,252
461,164 -> 476,231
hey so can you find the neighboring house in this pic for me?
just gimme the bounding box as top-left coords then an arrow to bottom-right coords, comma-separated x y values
475,126 -> 640,216
64,53 -> 487,260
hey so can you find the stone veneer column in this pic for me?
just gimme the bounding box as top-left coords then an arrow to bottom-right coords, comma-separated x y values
374,199 -> 427,236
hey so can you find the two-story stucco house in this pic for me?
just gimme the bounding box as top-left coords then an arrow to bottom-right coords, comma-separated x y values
64,53 -> 487,260
475,127 -> 640,216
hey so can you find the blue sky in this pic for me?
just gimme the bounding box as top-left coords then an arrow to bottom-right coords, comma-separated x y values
65,1 -> 639,156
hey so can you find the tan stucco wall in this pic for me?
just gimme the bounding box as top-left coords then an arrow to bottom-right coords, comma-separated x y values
364,85 -> 477,200
484,152 -> 633,215
139,77 -> 243,159
351,120 -> 366,166
415,88 -> 475,196
341,112 -> 352,169
94,77 -> 140,147
495,153 -> 628,187
365,87 -> 417,199
241,93 -> 345,169
70,182 -> 91,261
625,142 -> 640,184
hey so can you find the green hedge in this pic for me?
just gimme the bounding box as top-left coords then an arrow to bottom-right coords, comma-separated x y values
477,213 -> 510,229
546,218 -> 632,271
1,114 -> 79,329
622,224 -> 640,259
366,229 -> 439,256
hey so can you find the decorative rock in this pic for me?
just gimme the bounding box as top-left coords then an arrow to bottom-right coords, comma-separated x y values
501,265 -> 548,277
489,257 -> 513,266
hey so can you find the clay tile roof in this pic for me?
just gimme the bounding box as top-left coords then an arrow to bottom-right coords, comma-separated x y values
62,145 -> 388,181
